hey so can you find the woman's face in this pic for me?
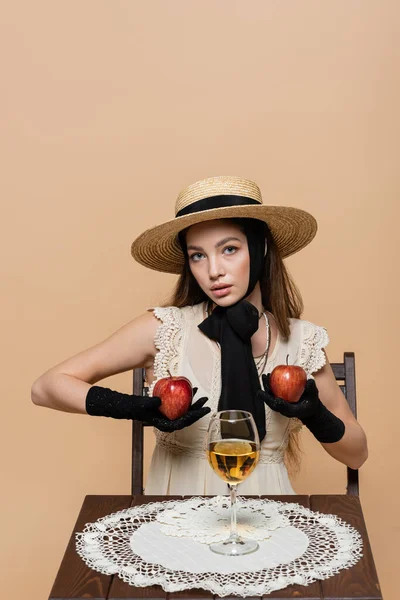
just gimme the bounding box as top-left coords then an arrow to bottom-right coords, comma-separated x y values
185,219 -> 250,306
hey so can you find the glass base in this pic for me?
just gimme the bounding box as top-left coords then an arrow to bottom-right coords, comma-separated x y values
209,536 -> 259,556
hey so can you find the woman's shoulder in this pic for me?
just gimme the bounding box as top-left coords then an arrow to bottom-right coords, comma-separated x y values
145,304 -> 204,380
148,302 -> 203,326
288,317 -> 329,339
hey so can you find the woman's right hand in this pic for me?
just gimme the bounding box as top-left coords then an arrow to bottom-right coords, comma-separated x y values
86,385 -> 210,432
149,391 -> 210,432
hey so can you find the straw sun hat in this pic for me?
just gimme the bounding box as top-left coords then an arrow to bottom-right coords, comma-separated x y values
131,176 -> 317,274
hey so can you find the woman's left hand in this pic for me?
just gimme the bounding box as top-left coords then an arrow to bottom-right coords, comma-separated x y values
257,373 -> 345,443
257,373 -> 320,420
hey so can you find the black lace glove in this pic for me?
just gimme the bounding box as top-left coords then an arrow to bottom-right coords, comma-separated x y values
257,373 -> 345,443
86,385 -> 210,432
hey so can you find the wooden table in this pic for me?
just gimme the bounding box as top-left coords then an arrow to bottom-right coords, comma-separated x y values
49,494 -> 382,600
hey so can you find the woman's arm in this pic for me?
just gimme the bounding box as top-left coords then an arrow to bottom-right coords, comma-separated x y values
31,311 -> 159,414
313,353 -> 368,470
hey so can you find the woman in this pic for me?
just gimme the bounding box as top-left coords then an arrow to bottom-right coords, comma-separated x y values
31,176 -> 368,495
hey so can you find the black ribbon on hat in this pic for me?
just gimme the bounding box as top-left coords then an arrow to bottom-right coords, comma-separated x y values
176,195 -> 260,217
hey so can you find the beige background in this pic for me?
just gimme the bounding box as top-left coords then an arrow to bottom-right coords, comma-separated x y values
1,1 -> 398,598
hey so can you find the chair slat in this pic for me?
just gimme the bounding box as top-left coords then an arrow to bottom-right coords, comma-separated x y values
131,369 -> 145,495
331,363 -> 345,379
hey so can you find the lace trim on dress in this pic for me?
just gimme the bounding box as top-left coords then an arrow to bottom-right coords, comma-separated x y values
149,307 -> 185,449
209,352 -> 222,412
155,434 -> 206,458
155,431 -> 285,464
286,321 -> 329,437
299,321 -> 330,376
148,307 -> 184,395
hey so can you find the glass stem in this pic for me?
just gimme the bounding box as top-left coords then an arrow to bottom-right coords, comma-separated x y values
228,483 -> 239,541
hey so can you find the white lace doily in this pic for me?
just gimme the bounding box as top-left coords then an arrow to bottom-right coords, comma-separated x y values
130,521 -> 308,573
156,495 -> 289,543
75,496 -> 363,597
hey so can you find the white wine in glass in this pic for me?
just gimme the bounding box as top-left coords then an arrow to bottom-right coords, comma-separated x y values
207,410 -> 260,555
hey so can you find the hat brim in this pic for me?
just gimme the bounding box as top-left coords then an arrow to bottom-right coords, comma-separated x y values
131,204 -> 317,274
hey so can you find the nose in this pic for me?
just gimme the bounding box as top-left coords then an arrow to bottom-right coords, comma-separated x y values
208,254 -> 225,280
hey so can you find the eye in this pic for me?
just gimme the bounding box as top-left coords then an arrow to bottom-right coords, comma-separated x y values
189,252 -> 204,262
223,246 -> 238,255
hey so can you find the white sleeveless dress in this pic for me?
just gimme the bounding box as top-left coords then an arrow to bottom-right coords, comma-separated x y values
145,302 -> 329,495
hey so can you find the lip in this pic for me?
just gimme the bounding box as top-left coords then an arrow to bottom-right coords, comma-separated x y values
211,285 -> 232,298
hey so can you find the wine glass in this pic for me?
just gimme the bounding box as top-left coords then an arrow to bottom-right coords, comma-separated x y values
206,409 -> 260,555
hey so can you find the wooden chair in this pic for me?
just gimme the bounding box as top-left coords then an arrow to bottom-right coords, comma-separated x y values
131,351 -> 359,495
330,352 -> 359,496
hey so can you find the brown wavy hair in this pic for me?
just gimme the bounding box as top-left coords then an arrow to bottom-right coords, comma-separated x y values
165,218 -> 304,474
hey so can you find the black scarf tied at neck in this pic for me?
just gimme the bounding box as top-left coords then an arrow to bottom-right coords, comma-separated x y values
197,219 -> 268,441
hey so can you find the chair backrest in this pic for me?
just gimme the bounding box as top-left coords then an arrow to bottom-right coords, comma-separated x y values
330,352 -> 359,495
131,369 -> 149,495
131,351 -> 359,495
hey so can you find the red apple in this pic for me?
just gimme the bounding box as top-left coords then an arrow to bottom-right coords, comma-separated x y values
153,376 -> 193,420
269,356 -> 307,403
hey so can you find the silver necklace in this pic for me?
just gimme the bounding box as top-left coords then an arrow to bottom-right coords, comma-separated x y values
254,313 -> 270,376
